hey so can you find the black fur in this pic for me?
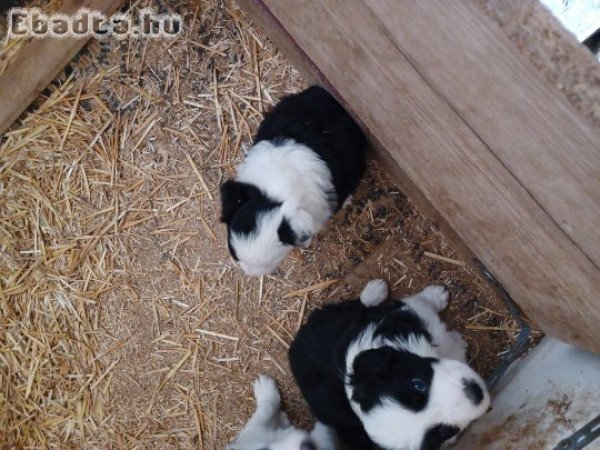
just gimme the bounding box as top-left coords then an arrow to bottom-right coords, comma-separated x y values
220,86 -> 367,266
220,179 -> 280,240
0,0 -> 22,14
288,299 -> 435,450
254,85 -> 367,209
350,347 -> 436,413
300,441 -> 317,450
374,308 -> 432,342
462,378 -> 484,406
421,425 -> 460,450
277,217 -> 298,246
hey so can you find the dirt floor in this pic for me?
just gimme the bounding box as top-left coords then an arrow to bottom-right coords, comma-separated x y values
0,1 -> 541,448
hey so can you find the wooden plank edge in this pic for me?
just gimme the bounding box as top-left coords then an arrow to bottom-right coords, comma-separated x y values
0,0 -> 127,135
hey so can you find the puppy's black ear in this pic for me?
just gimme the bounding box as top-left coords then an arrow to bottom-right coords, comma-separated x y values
350,347 -> 398,411
277,217 -> 297,246
353,347 -> 397,380
279,208 -> 315,247
220,180 -> 251,223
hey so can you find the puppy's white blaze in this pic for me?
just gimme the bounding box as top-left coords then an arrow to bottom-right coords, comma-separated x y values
355,360 -> 490,450
391,333 -> 438,359
344,325 -> 383,375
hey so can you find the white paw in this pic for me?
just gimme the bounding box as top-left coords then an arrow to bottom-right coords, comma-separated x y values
420,285 -> 449,311
253,374 -> 281,409
360,279 -> 389,307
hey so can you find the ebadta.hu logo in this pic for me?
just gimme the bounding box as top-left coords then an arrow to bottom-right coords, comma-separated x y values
5,8 -> 182,39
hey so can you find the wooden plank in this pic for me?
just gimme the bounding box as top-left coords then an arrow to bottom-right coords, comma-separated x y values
369,0 -> 600,268
0,0 -> 126,135
237,0 -> 600,352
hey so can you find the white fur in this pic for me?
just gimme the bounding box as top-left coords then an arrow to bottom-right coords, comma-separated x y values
360,279 -> 389,307
237,140 -> 335,223
401,286 -> 467,361
232,208 -> 294,277
232,139 -> 335,276
227,375 -> 337,450
357,360 -> 489,450
309,422 -> 337,449
344,284 -> 490,450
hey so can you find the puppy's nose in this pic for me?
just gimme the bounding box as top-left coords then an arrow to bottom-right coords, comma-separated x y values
462,378 -> 485,406
300,441 -> 317,450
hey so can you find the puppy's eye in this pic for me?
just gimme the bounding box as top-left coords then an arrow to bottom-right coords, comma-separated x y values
411,378 -> 428,392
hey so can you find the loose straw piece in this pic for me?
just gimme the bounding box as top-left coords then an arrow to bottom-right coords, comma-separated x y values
196,329 -> 239,342
422,251 -> 465,267
184,151 -> 214,200
283,279 -> 338,298
265,325 -> 289,349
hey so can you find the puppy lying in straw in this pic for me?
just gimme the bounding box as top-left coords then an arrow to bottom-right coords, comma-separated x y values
220,85 -> 367,277
226,374 -> 337,450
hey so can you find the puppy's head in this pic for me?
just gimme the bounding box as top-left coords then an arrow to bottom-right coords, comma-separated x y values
220,179 -> 315,276
348,347 -> 490,450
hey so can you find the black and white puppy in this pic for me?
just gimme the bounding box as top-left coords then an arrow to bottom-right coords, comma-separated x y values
220,86 -> 367,276
226,374 -> 337,450
289,280 -> 490,450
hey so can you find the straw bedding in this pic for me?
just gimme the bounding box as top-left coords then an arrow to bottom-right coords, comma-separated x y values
0,1 -> 538,448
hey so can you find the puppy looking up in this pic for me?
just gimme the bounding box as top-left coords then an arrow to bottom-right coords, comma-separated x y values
289,280 -> 490,450
220,86 -> 367,276
226,375 -> 337,450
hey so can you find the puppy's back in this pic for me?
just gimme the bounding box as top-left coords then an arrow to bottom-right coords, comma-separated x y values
255,86 -> 367,206
288,301 -> 395,423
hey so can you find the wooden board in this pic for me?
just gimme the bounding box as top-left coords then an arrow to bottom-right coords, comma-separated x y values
371,0 -> 600,268
237,0 -> 600,352
0,0 -> 126,135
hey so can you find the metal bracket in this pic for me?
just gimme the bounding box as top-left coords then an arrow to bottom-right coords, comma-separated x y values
554,415 -> 600,450
474,259 -> 533,390
475,260 -> 598,450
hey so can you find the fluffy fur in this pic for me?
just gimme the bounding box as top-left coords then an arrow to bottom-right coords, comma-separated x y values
220,86 -> 367,276
226,375 -> 337,450
289,281 -> 490,450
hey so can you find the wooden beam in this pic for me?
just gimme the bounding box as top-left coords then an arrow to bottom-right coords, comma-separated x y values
371,0 -> 600,268
237,0 -> 600,352
0,0 -> 126,135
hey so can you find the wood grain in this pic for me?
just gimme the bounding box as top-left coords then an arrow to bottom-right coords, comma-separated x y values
369,0 -> 600,268
238,0 -> 600,352
0,0 -> 126,135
